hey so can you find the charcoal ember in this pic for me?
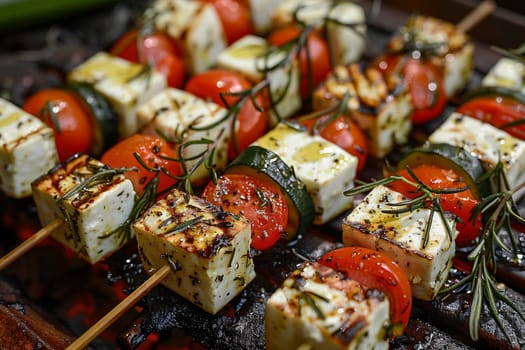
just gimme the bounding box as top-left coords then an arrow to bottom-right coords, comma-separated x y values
413,285 -> 525,350
391,318 -> 474,350
0,279 -> 75,349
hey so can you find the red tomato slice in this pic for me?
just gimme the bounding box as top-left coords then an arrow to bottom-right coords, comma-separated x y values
198,0 -> 254,44
457,96 -> 525,141
301,115 -> 368,173
268,26 -> 332,99
100,134 -> 182,196
373,54 -> 447,125
23,88 -> 93,163
318,246 -> 412,334
184,69 -> 268,160
110,29 -> 186,88
389,164 -> 482,246
202,174 -> 288,250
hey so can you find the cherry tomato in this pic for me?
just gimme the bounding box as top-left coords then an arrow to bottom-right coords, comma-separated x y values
373,54 -> 447,124
184,69 -> 268,160
110,29 -> 186,88
300,115 -> 368,173
318,246 -> 412,335
23,89 -> 93,163
268,26 -> 332,99
388,164 -> 482,246
457,96 -> 525,141
202,173 -> 288,250
198,0 -> 254,44
101,134 -> 182,196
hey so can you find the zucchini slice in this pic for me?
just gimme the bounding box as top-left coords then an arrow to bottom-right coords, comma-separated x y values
396,143 -> 490,199
225,145 -> 314,239
68,82 -> 119,157
460,85 -> 525,105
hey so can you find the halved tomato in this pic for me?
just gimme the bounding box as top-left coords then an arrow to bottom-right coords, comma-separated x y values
373,54 -> 447,125
23,88 -> 93,163
184,69 -> 268,160
110,29 -> 186,88
318,246 -> 412,335
268,26 -> 332,99
101,134 -> 182,196
202,173 -> 288,250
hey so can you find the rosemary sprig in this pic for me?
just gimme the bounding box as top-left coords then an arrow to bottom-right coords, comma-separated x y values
490,42 -> 525,64
441,161 -> 525,342
38,101 -> 62,133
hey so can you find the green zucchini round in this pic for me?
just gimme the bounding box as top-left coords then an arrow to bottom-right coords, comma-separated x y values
460,85 -> 525,105
225,145 -> 314,239
68,82 -> 119,157
396,143 -> 490,199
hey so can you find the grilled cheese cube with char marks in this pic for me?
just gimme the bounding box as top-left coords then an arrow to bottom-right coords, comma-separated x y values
216,35 -> 302,126
132,188 -> 255,315
342,185 -> 458,300
428,112 -> 525,200
271,0 -> 367,65
313,63 -> 413,158
31,154 -> 136,264
265,261 -> 390,350
386,15 -> 474,97
68,52 -> 166,138
253,123 -> 357,224
0,98 -> 58,198
136,88 -> 231,185
482,57 -> 525,94
146,0 -> 227,75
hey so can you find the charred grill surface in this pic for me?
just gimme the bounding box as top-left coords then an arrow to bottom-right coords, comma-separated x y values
1,1 -> 525,349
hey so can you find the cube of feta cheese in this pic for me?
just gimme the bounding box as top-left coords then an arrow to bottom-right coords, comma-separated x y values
247,0 -> 282,35
136,88 -> 231,184
0,99 -> 58,198
146,0 -> 227,74
272,0 -> 367,65
68,52 -> 166,138
216,35 -> 302,126
313,64 -> 413,158
482,57 -> 525,94
132,188 -> 255,315
342,185 -> 458,300
428,113 -> 525,199
386,15 -> 474,97
31,154 -> 136,264
253,123 -> 357,224
265,261 -> 390,350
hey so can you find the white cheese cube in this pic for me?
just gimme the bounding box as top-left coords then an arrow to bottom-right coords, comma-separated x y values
216,34 -> 302,126
386,15 -> 474,97
313,64 -> 413,158
482,57 -> 525,94
247,0 -> 282,35
265,261 -> 390,350
342,185 -> 458,300
216,35 -> 268,83
136,88 -> 231,184
272,0 -> 367,65
147,0 -> 227,74
253,123 -> 357,224
68,52 -> 166,138
428,113 -> 525,199
31,154 -> 136,264
0,99 -> 58,198
132,188 -> 255,315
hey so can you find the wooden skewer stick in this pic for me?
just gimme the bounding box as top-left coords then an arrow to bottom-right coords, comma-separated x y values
65,264 -> 171,350
457,0 -> 496,33
0,217 -> 63,271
